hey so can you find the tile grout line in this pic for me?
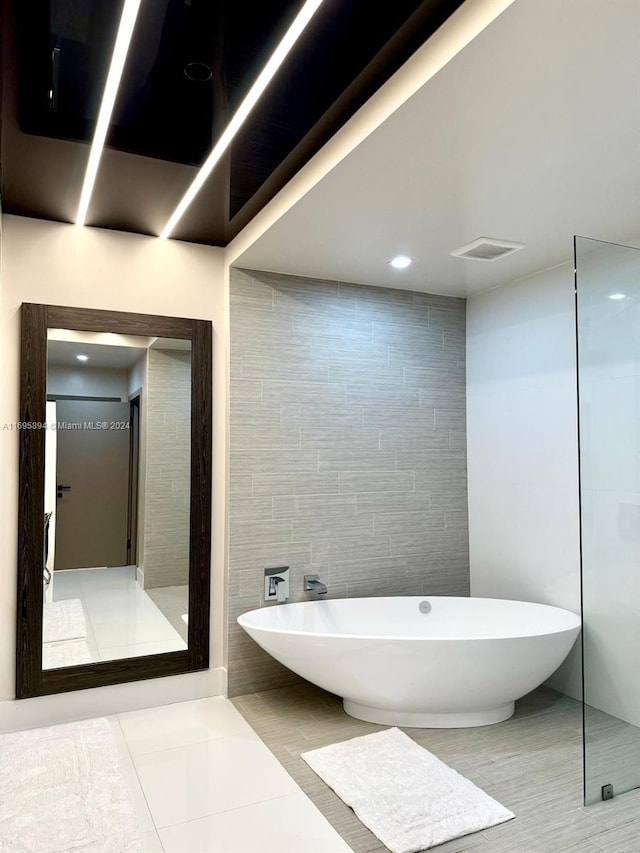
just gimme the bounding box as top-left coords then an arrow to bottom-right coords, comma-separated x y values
155,790 -> 314,835
113,714 -> 167,853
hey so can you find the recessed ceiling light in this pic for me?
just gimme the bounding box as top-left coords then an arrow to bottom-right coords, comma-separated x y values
159,0 -> 326,240
609,293 -> 626,300
389,255 -> 412,270
76,354 -> 89,362
75,0 -> 142,227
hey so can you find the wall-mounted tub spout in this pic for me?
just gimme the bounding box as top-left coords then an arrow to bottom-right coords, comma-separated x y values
304,574 -> 327,595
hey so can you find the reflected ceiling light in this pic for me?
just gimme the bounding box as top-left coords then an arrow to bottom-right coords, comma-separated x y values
75,0 -> 142,227
159,0 -> 326,240
609,293 -> 626,300
388,255 -> 412,269
76,354 -> 89,362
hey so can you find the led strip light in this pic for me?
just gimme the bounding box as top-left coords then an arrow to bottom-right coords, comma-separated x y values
76,0 -> 142,227
159,0 -> 326,240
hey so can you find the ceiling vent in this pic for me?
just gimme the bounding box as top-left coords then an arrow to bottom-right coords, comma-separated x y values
450,237 -> 525,261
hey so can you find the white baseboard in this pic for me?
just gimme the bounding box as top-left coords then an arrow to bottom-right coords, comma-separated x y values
0,667 -> 228,733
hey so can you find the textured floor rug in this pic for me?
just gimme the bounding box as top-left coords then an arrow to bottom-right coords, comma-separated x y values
0,718 -> 143,853
43,638 -> 93,669
42,598 -> 87,643
301,727 -> 514,853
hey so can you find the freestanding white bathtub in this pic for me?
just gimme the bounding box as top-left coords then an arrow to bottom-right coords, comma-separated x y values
238,597 -> 581,728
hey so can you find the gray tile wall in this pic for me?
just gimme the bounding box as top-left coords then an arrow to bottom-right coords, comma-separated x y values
228,268 -> 468,696
142,348 -> 191,589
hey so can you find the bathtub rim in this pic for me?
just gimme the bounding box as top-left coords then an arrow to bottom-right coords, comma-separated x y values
237,595 -> 582,643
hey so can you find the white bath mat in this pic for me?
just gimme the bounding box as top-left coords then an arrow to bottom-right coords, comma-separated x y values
301,727 -> 513,853
42,598 -> 87,643
43,638 -> 93,669
0,717 -> 143,853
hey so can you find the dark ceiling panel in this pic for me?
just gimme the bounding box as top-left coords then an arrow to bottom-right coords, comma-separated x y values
1,1 -> 87,225
1,0 -> 466,246
225,0 -> 468,236
107,0 -> 304,167
228,0 -> 449,219
17,0 -> 123,143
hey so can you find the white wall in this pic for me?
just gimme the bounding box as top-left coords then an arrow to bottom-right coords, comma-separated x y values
0,215 -> 227,718
466,262 -> 582,699
47,365 -> 128,400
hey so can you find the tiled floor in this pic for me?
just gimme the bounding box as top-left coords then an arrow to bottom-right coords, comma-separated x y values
147,584 -> 189,643
584,703 -> 640,806
108,696 -> 353,852
232,683 -> 640,853
13,688 -> 640,851
48,566 -> 187,664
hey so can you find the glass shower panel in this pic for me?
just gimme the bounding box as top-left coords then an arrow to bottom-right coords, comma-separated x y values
576,235 -> 640,805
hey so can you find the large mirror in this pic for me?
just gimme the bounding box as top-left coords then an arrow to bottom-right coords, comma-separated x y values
17,304 -> 212,698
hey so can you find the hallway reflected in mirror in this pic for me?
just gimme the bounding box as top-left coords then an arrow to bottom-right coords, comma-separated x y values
42,330 -> 191,668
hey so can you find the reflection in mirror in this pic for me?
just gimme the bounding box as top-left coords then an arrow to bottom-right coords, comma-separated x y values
42,329 -> 191,668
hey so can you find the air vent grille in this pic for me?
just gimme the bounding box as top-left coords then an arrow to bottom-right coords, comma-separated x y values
451,237 -> 525,261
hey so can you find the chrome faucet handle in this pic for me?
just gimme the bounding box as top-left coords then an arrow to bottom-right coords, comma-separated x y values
264,566 -> 289,602
269,575 -> 289,602
268,575 -> 283,593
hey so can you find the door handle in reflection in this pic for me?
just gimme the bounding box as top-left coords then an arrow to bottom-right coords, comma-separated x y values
57,484 -> 71,498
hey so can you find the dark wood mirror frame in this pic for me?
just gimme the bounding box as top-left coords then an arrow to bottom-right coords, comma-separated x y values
17,303 -> 212,698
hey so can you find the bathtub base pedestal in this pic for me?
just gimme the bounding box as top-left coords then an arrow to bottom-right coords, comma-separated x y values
342,700 -> 515,728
